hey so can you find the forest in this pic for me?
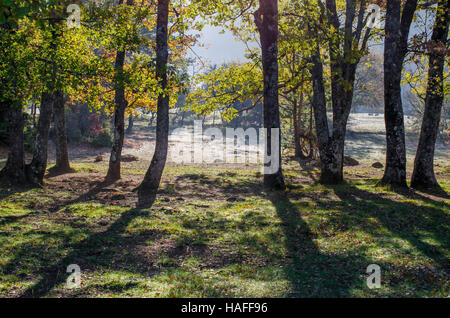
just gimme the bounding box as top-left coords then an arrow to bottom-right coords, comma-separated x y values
0,0 -> 448,299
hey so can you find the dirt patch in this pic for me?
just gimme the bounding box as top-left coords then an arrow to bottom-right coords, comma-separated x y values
44,173 -> 141,209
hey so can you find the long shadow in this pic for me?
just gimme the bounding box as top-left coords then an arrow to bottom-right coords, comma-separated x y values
5,170 -> 448,297
266,190 -> 370,297
0,178 -> 117,230
399,186 -> 450,202
18,204 -> 155,297
47,179 -> 117,213
0,183 -> 44,227
0,212 -> 40,226
332,183 -> 449,272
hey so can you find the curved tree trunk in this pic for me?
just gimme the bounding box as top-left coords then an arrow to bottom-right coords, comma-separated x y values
311,49 -> 354,184
254,0 -> 285,190
26,10 -> 65,186
52,90 -> 71,173
138,0 -> 170,207
411,0 -> 449,189
26,92 -> 54,185
382,0 -> 417,188
311,49 -> 332,181
0,105 -> 26,184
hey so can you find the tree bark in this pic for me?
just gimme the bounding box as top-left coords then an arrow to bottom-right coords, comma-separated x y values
52,90 -> 71,173
138,0 -> 170,207
294,82 -> 307,159
105,0 -> 133,182
382,0 -> 418,188
26,92 -> 54,185
0,25 -> 26,184
310,0 -> 370,184
0,105 -> 26,184
293,97 -> 301,158
411,0 -> 449,189
254,0 -> 285,190
311,49 -> 336,183
106,49 -> 127,182
26,9 -> 66,185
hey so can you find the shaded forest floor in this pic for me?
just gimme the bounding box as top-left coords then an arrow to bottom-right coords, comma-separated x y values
0,158 -> 449,297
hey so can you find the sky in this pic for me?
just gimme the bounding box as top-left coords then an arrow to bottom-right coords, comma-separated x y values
187,25 -> 248,67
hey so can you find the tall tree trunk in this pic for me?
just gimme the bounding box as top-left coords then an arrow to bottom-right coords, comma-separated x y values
382,0 -> 418,187
0,105 -> 26,184
138,0 -> 170,207
106,49 -> 127,182
254,0 -> 285,190
310,0 -> 370,184
411,0 -> 449,189
293,97 -> 301,158
105,0 -> 134,182
26,9 -> 66,185
32,102 -> 37,129
311,52 -> 355,184
26,92 -> 54,185
126,114 -> 134,135
294,84 -> 306,158
311,49 -> 333,183
52,90 -> 71,173
0,26 -> 26,184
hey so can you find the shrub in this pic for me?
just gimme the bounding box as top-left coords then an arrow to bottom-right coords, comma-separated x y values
88,129 -> 112,148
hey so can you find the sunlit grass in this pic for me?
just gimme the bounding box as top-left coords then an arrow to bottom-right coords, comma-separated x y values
0,164 -> 448,297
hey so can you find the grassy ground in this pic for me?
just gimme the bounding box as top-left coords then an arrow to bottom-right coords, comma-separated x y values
0,158 -> 448,298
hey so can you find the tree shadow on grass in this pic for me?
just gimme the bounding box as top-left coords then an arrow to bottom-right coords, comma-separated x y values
4,171 -> 448,297
0,183 -> 44,227
14,206 -> 153,297
266,191 -> 371,297
331,183 -> 450,272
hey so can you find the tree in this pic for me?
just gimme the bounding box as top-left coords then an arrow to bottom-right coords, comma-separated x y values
307,0 -> 377,184
126,113 -> 134,135
105,0 -> 135,182
411,0 -> 449,189
187,62 -> 263,122
25,3 -> 67,185
138,0 -> 170,207
277,2 -> 314,160
52,91 -> 72,173
187,0 -> 287,189
1,1 -> 107,184
26,1 -> 89,184
381,0 -> 418,188
253,0 -> 285,190
49,1 -> 112,175
103,0 -> 190,182
352,53 -> 384,111
0,1 -> 41,184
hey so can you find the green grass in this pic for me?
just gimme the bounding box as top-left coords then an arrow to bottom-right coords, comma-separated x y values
0,164 -> 448,298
